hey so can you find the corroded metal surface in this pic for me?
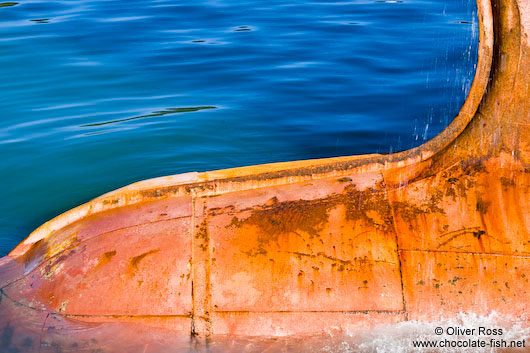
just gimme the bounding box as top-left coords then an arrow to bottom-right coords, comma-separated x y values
1,0 -> 529,351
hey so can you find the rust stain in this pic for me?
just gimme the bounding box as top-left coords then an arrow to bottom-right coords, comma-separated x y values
337,177 -> 353,183
228,197 -> 331,243
90,250 -> 117,274
227,185 -> 394,247
475,196 -> 491,214
129,249 -> 159,276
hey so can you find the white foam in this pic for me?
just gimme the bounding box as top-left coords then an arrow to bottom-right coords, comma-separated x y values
341,313 -> 529,353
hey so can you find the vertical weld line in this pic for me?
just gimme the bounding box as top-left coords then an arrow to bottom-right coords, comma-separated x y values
203,200 -> 213,335
381,172 -> 409,320
38,313 -> 52,353
508,0 -> 522,93
190,196 -> 196,336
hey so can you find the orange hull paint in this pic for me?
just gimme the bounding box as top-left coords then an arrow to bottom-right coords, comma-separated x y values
1,0 -> 530,351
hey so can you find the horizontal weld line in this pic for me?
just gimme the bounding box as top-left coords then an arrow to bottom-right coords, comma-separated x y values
399,249 -> 530,258
27,215 -> 191,275
67,214 -> 191,244
213,310 -> 405,314
63,311 -> 406,318
0,275 -> 25,291
63,313 -> 192,319
0,288 -> 45,312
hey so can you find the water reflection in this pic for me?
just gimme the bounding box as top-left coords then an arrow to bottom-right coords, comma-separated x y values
0,2 -> 17,8
232,25 -> 254,32
30,18 -> 50,24
81,106 -> 217,127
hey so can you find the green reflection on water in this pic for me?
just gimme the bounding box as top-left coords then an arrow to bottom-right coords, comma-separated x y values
82,106 -> 217,127
0,2 -> 18,8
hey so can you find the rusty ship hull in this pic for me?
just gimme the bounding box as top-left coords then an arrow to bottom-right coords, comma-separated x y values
1,0 -> 529,351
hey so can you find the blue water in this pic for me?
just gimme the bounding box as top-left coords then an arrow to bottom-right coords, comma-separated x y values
0,0 -> 477,256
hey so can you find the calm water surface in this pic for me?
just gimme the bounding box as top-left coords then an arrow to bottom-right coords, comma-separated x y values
0,0 -> 477,255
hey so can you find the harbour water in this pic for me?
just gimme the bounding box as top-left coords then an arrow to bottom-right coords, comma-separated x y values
0,0 -> 477,259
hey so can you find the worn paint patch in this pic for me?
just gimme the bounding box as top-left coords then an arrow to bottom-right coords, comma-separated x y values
45,233 -> 78,260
